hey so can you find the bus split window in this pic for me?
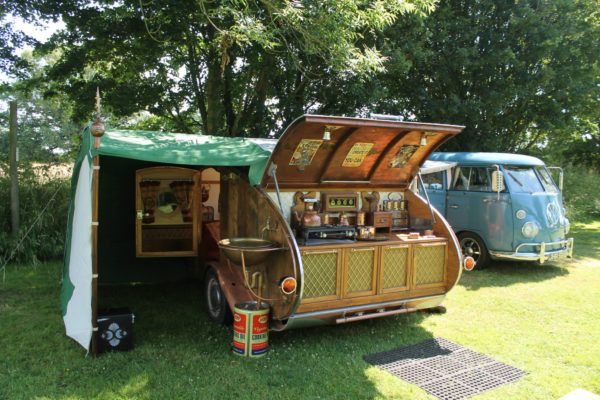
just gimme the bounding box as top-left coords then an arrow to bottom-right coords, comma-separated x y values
451,167 -> 502,192
504,166 -> 544,193
536,167 -> 559,193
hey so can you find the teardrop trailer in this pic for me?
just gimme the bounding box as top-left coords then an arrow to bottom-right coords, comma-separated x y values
62,114 -> 472,354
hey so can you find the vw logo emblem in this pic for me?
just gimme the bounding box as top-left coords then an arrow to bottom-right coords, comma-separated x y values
546,202 -> 560,227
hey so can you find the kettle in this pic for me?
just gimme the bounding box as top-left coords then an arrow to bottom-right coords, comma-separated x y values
301,198 -> 321,227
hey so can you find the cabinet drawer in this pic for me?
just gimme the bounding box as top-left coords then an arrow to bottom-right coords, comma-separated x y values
367,212 -> 393,228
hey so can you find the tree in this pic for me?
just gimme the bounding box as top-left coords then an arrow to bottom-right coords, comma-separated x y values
34,0 -> 435,137
371,0 -> 600,152
0,51 -> 79,162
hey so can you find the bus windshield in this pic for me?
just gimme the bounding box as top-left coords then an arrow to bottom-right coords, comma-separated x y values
504,166 -> 544,193
535,167 -> 559,193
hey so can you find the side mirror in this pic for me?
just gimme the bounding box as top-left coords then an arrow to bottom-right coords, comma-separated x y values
548,167 -> 564,191
491,170 -> 505,193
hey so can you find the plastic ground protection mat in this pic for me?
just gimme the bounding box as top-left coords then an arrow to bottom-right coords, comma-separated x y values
364,338 -> 527,400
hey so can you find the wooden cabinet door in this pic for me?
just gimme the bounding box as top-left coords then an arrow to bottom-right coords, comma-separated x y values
379,244 -> 410,294
343,247 -> 378,298
300,249 -> 341,303
413,242 -> 447,289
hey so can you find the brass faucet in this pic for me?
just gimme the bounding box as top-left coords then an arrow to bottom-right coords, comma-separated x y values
261,217 -> 278,238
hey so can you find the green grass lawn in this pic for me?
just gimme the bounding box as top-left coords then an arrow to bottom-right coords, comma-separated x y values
1,221 -> 599,400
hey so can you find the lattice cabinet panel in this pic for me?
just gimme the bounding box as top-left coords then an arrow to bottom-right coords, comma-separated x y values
302,250 -> 339,299
414,243 -> 446,287
381,245 -> 409,292
346,247 -> 376,295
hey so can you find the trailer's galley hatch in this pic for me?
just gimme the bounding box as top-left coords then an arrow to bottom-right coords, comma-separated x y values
135,166 -> 201,257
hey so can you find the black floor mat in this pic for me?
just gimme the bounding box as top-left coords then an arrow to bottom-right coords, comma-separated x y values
364,338 -> 527,400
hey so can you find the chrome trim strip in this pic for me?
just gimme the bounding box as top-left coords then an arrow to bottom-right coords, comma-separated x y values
489,238 -> 574,263
287,294 -> 444,320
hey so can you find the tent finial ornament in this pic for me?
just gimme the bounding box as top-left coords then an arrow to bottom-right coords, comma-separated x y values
90,87 -> 105,148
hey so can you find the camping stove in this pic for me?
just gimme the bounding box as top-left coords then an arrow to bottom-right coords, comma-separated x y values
298,225 -> 357,245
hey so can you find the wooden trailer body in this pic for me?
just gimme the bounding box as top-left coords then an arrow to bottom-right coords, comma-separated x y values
212,115 -> 466,329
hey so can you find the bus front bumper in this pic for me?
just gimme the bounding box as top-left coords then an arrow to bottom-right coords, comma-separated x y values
489,238 -> 574,264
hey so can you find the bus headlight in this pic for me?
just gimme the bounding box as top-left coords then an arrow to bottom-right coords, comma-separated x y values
522,221 -> 540,238
516,210 -> 526,220
564,218 -> 570,234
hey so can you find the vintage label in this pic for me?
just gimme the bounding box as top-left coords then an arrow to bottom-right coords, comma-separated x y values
389,145 -> 419,168
342,142 -> 374,167
289,139 -> 323,166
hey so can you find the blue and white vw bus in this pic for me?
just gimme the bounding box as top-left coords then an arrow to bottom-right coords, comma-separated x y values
419,153 -> 574,268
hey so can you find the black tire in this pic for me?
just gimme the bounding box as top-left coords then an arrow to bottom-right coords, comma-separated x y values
204,268 -> 232,324
458,232 -> 490,269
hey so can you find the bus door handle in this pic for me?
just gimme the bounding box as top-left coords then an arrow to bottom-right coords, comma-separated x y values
448,204 -> 459,209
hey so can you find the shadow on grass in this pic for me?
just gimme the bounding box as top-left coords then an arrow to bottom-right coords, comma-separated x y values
459,260 -> 569,291
64,282 -> 435,399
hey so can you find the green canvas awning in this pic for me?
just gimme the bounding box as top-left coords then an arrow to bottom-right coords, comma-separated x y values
92,129 -> 275,185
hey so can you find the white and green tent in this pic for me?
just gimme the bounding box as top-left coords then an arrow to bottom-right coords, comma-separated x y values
62,126 -> 274,351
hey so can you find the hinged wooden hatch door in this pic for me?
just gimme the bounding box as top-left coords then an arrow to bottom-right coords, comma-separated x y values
260,115 -> 464,190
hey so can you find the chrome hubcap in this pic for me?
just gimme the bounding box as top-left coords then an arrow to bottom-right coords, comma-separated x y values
207,278 -> 222,316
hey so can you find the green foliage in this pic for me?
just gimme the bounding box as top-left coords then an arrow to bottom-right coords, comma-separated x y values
372,0 -> 600,153
561,165 -> 600,223
0,163 -> 70,265
34,0 -> 435,136
0,90 -> 80,163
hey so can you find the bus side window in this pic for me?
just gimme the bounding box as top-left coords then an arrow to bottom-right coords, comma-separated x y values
422,171 -> 444,190
452,167 -> 470,190
452,167 -> 502,192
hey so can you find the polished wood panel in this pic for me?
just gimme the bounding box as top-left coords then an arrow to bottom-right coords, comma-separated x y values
295,234 -> 448,313
404,189 -> 461,290
218,171 -> 300,320
296,286 -> 446,313
260,115 -> 463,190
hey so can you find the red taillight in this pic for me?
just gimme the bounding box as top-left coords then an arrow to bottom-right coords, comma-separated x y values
280,277 -> 297,294
464,256 -> 476,271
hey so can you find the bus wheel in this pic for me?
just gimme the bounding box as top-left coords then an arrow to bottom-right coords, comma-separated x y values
458,232 -> 489,269
204,268 -> 232,324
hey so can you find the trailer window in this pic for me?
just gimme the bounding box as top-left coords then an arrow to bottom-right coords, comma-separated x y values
451,167 -> 498,192
504,166 -> 544,193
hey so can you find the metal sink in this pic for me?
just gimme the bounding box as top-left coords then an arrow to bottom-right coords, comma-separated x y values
218,238 -> 282,267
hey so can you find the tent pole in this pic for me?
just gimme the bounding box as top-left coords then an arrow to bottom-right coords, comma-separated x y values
90,88 -> 105,355
91,155 -> 100,355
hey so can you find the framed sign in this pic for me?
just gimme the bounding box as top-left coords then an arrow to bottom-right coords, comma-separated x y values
342,142 -> 374,167
289,139 -> 323,166
321,192 -> 359,212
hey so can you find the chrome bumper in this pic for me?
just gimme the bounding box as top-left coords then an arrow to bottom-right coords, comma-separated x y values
489,238 -> 574,264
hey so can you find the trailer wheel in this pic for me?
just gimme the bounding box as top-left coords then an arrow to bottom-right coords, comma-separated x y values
458,232 -> 489,269
204,268 -> 232,324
